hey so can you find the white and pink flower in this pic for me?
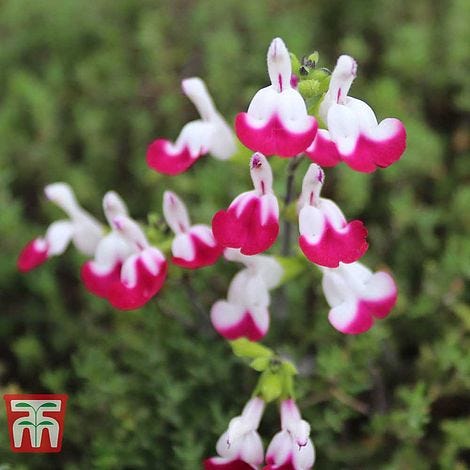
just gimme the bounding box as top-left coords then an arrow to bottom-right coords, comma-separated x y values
305,55 -> 406,172
18,183 -> 104,272
81,196 -> 167,310
210,249 -> 283,342
298,163 -> 368,268
205,397 -> 265,470
321,261 -> 398,334
235,38 -> 318,158
147,77 -> 236,175
163,190 -> 223,269
264,399 -> 315,470
212,153 -> 279,256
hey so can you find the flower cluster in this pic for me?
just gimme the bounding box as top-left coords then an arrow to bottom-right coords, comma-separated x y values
18,36 -> 406,466
205,397 -> 315,470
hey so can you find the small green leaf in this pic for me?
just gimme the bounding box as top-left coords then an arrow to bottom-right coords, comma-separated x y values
38,420 -> 54,426
259,371 -> 283,402
38,402 -> 57,408
17,421 -> 34,426
250,357 -> 270,372
281,361 -> 298,376
15,403 -> 33,408
230,338 -> 273,360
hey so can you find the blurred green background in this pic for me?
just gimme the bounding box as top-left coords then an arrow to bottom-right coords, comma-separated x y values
0,0 -> 469,468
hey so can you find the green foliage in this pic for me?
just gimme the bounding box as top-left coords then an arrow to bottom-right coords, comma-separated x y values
0,0 -> 469,469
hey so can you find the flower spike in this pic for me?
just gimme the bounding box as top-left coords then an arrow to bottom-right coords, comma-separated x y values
205,397 -> 265,469
298,163 -> 368,267
18,183 -> 104,272
235,38 -> 318,157
163,191 -> 223,268
146,77 -> 236,175
321,261 -> 398,334
212,153 -> 279,256
264,399 -> 315,470
305,55 -> 406,172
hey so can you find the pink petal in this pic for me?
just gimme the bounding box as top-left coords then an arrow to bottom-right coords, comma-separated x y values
299,219 -> 368,267
235,113 -> 317,158
172,232 -> 223,269
304,129 -> 342,167
107,255 -> 167,310
146,139 -> 200,175
17,239 -> 48,272
212,197 -> 279,256
80,261 -> 122,298
204,457 -> 256,470
211,301 -> 269,341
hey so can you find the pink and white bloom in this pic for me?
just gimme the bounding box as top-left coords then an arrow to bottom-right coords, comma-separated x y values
235,38 -> 318,158
264,399 -> 315,470
210,249 -> 282,341
147,77 -> 236,175
81,201 -> 167,310
163,191 -> 223,268
205,397 -> 265,470
305,55 -> 406,172
321,261 -> 398,334
298,163 -> 368,267
212,153 -> 279,255
18,183 -> 104,272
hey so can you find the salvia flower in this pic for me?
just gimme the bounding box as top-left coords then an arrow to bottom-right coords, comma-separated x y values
163,190 -> 223,268
205,397 -> 265,470
210,249 -> 282,341
264,399 -> 315,470
18,183 -> 103,272
305,55 -> 406,172
235,38 -> 318,157
147,77 -> 236,175
298,163 -> 368,267
81,202 -> 167,310
212,153 -> 279,255
321,261 -> 398,334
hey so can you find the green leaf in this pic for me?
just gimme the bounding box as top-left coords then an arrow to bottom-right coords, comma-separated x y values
15,403 -> 33,408
17,421 -> 34,426
259,371 -> 283,402
275,256 -> 307,283
38,402 -> 58,408
230,338 -> 273,360
281,361 -> 298,376
249,357 -> 270,372
38,420 -> 54,426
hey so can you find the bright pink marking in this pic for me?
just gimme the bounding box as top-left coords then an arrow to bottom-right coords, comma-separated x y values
178,222 -> 187,233
278,74 -> 283,92
309,191 -> 315,206
260,181 -> 266,195
336,88 -> 342,103
235,113 -> 317,158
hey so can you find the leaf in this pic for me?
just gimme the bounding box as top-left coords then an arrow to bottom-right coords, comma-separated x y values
249,357 -> 270,372
38,420 -> 54,426
15,403 -> 33,408
275,256 -> 308,283
230,338 -> 273,360
259,371 -> 283,402
17,421 -> 34,426
39,402 -> 57,408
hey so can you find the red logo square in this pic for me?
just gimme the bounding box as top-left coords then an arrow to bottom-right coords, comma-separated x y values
3,394 -> 68,453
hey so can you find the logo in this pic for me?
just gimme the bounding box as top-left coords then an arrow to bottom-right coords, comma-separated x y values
3,394 -> 68,453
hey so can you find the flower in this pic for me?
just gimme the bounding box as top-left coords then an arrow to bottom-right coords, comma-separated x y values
298,163 -> 368,267
235,38 -> 318,157
17,183 -> 103,272
305,55 -> 406,172
146,77 -> 236,175
212,153 -> 279,255
321,261 -> 398,334
81,197 -> 167,310
210,249 -> 283,341
264,399 -> 315,470
205,397 -> 265,470
163,190 -> 223,268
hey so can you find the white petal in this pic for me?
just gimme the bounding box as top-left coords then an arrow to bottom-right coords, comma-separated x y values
227,270 -> 270,307
317,198 -> 347,230
266,431 -> 292,465
113,215 -> 149,251
103,191 -> 128,226
250,153 -> 273,195
45,220 -> 74,256
182,77 -> 218,121
72,212 -> 104,256
292,438 -> 316,470
239,431 -> 264,465
172,120 -> 214,157
44,182 -> 79,216
298,164 -> 325,210
321,269 -> 352,307
163,191 -> 191,234
190,224 -> 217,246
172,233 -> 195,261
91,232 -> 133,274
267,38 -> 292,93
208,114 -> 237,160
327,104 -> 360,155
299,206 -> 326,242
